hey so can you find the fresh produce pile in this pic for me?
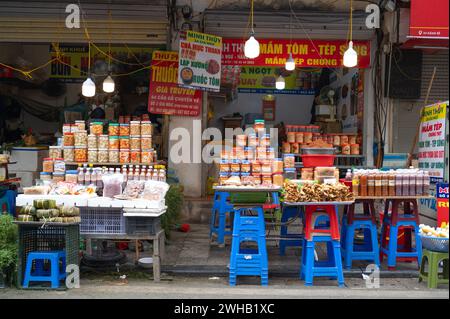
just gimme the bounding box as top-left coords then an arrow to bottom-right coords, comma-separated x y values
419,223 -> 449,238
17,200 -> 81,223
283,180 -> 354,202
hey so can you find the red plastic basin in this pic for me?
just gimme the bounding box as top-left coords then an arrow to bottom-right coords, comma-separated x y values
301,154 -> 335,168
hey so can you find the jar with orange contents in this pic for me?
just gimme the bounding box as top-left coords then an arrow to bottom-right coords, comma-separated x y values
273,173 -> 284,187
252,161 -> 262,174
141,135 -> 152,150
141,121 -> 152,135
141,150 -> 153,164
252,173 -> 262,185
89,122 -> 103,135
130,136 -> 141,150
63,133 -> 75,147
349,135 -> 357,144
248,134 -> 258,147
130,121 -> 141,136
119,149 -> 130,163
119,136 -> 130,149
341,135 -> 349,145
109,136 -> 119,149
130,149 -> 141,163
287,132 -> 296,143
261,173 -> 273,185
43,158 -> 54,173
272,158 -> 283,173
296,132 -> 304,143
257,147 -> 267,160
74,147 -> 87,163
282,142 -> 291,153
108,123 -> 119,136
350,144 -> 360,155
119,123 -> 130,136
304,132 -> 313,144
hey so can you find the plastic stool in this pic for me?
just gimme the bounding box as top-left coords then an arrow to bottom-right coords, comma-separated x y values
279,206 -> 303,256
304,205 -> 340,241
229,207 -> 268,286
23,251 -> 66,289
419,249 -> 449,289
300,236 -> 345,287
210,191 -> 234,245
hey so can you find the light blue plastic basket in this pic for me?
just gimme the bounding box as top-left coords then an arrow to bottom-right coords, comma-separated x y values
420,234 -> 449,253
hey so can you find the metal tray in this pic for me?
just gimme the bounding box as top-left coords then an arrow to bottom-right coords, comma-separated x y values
300,147 -> 336,155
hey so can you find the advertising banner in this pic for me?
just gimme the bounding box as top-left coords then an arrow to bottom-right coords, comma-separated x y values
409,0 -> 449,38
238,66 -> 319,95
418,101 -> 448,182
178,31 -> 222,92
148,51 -> 202,117
49,45 -> 162,82
222,39 -> 371,68
436,183 -> 449,226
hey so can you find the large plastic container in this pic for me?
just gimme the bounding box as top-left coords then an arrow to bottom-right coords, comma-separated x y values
301,154 -> 335,168
80,207 -> 125,234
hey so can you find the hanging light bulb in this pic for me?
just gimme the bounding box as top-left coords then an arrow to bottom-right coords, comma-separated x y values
82,77 -> 96,97
244,33 -> 260,59
285,53 -> 295,71
275,75 -> 285,90
103,74 -> 115,93
343,41 -> 358,67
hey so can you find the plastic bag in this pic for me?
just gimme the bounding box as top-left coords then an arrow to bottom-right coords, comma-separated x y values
140,180 -> 169,201
123,180 -> 145,199
102,173 -> 124,198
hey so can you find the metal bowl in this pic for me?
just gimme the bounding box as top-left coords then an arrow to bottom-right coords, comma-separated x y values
300,147 -> 336,155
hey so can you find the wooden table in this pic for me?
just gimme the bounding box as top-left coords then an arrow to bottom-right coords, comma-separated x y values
83,229 -> 165,282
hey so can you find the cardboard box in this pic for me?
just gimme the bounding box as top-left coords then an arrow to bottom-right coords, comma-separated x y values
315,121 -> 342,134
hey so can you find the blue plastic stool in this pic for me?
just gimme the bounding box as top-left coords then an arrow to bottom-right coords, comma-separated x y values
380,217 -> 422,269
341,218 -> 380,269
229,207 -> 268,286
300,236 -> 345,287
23,251 -> 66,289
279,206 -> 304,256
210,191 -> 234,245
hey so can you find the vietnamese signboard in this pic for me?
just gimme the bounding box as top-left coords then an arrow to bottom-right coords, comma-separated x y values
238,66 -> 319,95
222,39 -> 371,68
178,31 -> 222,92
148,51 -> 202,117
418,101 -> 448,182
436,183 -> 449,226
409,0 -> 449,39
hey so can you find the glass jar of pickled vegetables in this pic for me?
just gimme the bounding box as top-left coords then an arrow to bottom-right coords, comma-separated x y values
273,173 -> 284,187
130,149 -> 141,163
97,135 -> 108,149
87,134 -> 97,149
287,132 -> 296,143
341,135 -> 349,145
53,158 -> 65,173
108,136 -> 119,149
248,134 -> 258,147
141,150 -> 153,164
87,148 -> 98,163
53,172 -> 65,183
244,147 -> 254,160
333,135 -> 341,146
65,170 -> 78,183
141,121 -> 153,135
341,143 -> 351,155
74,130 -> 87,147
257,147 -> 267,160
63,146 -> 74,162
108,123 -> 119,136
119,149 -> 130,163
296,132 -> 304,144
350,144 -> 360,155
230,159 -> 240,173
260,134 -> 271,147
236,135 -> 247,147
241,173 -> 254,185
90,122 -> 103,135
219,159 -> 230,172
141,135 -> 152,150
75,120 -> 85,131
254,119 -> 265,132
109,149 -> 119,163
266,147 -> 275,159
98,149 -> 109,163
130,121 -> 141,136
282,142 -> 291,154
283,153 -> 295,169
63,133 -> 75,147
262,173 -> 273,185
74,147 -> 87,163
234,147 -> 245,160
241,160 -> 251,173
291,143 -> 300,154
252,173 -> 262,185
49,146 -> 61,159
43,158 -> 54,173
130,136 -> 141,150
119,123 -> 130,136
119,136 -> 130,149
252,161 -> 261,174
349,135 -> 357,145
304,132 -> 313,144
219,172 -> 229,185
261,160 -> 272,174
272,158 -> 283,173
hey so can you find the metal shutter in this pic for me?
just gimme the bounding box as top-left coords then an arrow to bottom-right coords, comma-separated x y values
419,52 -> 449,104
0,1 -> 169,45
203,9 -> 375,40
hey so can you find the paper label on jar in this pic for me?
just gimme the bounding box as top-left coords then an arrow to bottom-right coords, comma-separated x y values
324,178 -> 337,185
389,180 -> 395,186
375,180 -> 382,186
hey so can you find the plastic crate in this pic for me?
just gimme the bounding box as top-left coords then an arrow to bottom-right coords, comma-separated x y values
125,216 -> 161,236
80,207 -> 125,235
17,223 -> 79,289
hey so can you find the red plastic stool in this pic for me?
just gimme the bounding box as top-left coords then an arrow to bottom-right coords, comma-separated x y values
304,205 -> 340,241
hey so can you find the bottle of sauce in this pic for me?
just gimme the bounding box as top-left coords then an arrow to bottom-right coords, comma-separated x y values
367,174 -> 375,196
359,173 -> 368,197
374,173 -> 382,197
388,172 -> 396,196
395,173 -> 403,196
146,168 -> 153,181
352,173 -> 360,197
423,171 -> 430,196
402,172 -> 409,196
381,173 -> 388,197
84,168 -> 91,186
77,167 -> 85,185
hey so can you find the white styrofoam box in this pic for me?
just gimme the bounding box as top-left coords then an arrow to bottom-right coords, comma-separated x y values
16,194 -> 90,207
9,171 -> 39,189
315,104 -> 335,116
123,208 -> 167,217
86,197 -> 165,209
8,147 -> 48,172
